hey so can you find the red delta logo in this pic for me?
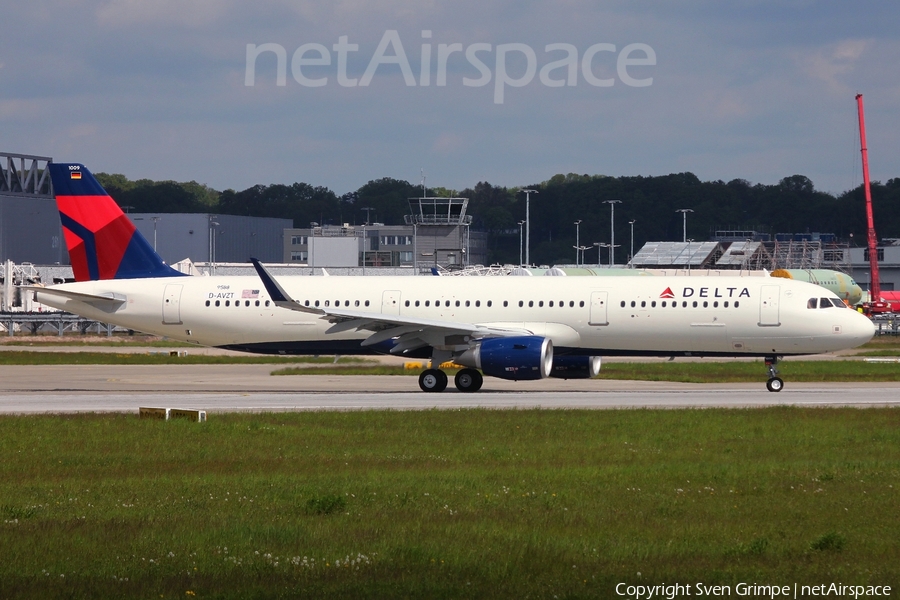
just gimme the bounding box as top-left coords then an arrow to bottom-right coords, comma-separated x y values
660,287 -> 675,299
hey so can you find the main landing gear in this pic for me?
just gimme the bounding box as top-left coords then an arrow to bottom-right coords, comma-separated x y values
418,368 -> 483,393
765,356 -> 783,393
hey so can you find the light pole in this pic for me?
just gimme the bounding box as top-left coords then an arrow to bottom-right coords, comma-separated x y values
628,219 -> 636,268
208,217 -> 219,275
603,200 -> 621,266
595,242 -> 609,267
676,209 -> 693,243
361,207 -> 374,225
134,216 -> 160,251
151,216 -> 160,252
574,220 -> 582,265
520,189 -> 538,265
578,245 -> 590,265
518,220 -> 526,266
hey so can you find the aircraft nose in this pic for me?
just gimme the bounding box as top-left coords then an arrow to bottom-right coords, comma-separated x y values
848,312 -> 876,346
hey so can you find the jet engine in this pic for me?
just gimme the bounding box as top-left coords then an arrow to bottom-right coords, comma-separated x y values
549,355 -> 601,379
456,336 -> 553,381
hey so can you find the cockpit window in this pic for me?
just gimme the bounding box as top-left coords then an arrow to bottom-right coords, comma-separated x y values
807,298 -> 817,309
830,298 -> 846,308
819,298 -> 832,309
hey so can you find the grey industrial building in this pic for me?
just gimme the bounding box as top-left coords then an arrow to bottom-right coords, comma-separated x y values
0,153 -> 66,265
129,213 -> 291,265
283,196 -> 488,269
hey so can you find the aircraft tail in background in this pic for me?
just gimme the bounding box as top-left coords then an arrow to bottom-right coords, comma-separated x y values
47,163 -> 184,281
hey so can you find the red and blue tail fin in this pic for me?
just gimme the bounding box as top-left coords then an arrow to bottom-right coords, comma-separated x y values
48,163 -> 184,281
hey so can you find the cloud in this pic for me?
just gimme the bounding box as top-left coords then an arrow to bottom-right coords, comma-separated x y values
799,38 -> 871,94
97,0 -> 232,27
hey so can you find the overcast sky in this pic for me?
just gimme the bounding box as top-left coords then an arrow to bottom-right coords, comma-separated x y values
2,0 -> 897,196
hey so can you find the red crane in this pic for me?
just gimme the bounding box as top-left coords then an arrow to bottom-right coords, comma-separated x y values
856,93 -> 885,311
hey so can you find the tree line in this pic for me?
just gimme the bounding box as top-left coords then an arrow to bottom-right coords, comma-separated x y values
95,171 -> 900,266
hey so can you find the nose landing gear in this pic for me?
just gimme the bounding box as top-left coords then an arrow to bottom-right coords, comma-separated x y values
765,356 -> 783,392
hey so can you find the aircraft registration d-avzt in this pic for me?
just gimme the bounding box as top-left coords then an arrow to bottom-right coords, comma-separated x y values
33,163 -> 875,393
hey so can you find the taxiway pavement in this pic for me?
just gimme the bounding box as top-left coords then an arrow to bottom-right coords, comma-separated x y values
1,364 -> 898,413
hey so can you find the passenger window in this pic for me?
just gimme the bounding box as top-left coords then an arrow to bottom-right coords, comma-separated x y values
819,298 -> 832,309
569,301 -> 574,307
692,301 -> 698,308
415,300 -> 420,307
503,301 -> 508,307
465,300 -> 470,307
455,300 -> 460,307
549,301 -> 554,307
445,300 -> 450,307
405,300 -> 410,307
713,301 -> 718,308
215,300 -> 220,307
620,301 -> 626,307
225,300 -> 230,307
324,300 -> 330,307
256,300 -> 260,307
682,301 -> 687,308
365,300 -> 370,307
807,298 -> 817,309
425,300 -> 430,307
734,301 -> 739,308
528,301 -> 534,307
651,301 -> 657,308
538,301 -> 543,307
661,301 -> 666,308
355,300 -> 359,307
641,301 -> 646,308
518,301 -> 523,307
475,300 -> 481,307
345,301 -> 350,307
205,300 -> 210,307
703,301 -> 708,308
487,301 -> 492,307
579,301 -> 584,307
724,301 -> 728,308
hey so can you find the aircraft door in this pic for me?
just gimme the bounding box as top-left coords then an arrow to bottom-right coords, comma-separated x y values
759,285 -> 780,327
382,290 -> 401,315
589,291 -> 609,326
162,284 -> 183,324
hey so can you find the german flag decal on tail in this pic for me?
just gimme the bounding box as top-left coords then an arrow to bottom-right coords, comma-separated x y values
48,163 -> 185,282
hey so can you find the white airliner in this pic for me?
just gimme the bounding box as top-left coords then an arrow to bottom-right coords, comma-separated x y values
31,163 -> 875,393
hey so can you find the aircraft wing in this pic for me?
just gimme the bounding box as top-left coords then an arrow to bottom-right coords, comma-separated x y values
250,259 -> 530,353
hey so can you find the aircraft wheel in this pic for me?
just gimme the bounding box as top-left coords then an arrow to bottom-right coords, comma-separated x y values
766,377 -> 784,393
419,369 -> 448,393
454,368 -> 483,393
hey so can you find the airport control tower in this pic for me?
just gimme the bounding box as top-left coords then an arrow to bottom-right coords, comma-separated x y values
404,196 -> 476,270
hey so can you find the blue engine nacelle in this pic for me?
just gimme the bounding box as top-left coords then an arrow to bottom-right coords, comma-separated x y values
456,336 -> 553,381
549,355 -> 601,379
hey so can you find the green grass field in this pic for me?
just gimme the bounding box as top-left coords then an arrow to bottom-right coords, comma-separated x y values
1,409 -> 898,598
